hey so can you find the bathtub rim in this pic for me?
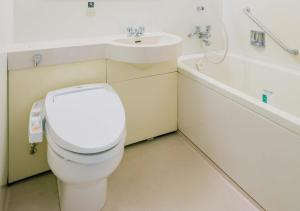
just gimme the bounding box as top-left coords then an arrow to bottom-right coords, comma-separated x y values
178,54 -> 300,137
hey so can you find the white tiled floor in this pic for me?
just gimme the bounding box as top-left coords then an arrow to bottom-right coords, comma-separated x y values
6,132 -> 262,211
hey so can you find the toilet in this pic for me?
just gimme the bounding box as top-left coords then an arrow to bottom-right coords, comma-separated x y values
44,84 -> 126,211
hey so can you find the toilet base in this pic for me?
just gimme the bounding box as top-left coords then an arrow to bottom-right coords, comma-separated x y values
58,178 -> 107,211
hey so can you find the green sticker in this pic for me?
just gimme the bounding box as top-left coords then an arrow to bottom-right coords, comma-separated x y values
262,94 -> 268,103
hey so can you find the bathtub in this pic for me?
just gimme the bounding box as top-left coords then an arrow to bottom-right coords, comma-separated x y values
178,54 -> 300,211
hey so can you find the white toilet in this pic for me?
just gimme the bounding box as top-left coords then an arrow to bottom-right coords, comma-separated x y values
44,84 -> 126,211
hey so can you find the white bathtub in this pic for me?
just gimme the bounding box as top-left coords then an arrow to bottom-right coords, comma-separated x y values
178,54 -> 300,211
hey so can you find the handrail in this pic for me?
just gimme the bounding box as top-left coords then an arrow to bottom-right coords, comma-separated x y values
243,7 -> 298,55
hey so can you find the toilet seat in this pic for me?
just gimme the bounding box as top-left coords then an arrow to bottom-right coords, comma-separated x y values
45,84 -> 126,155
46,126 -> 126,164
46,125 -> 126,164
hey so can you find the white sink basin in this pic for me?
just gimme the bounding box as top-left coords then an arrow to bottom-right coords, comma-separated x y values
113,35 -> 174,46
107,33 -> 182,64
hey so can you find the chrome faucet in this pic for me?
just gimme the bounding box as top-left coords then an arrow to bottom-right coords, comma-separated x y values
188,25 -> 211,39
127,26 -> 145,37
188,25 -> 212,46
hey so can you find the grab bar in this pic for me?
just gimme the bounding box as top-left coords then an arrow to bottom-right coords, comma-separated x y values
243,7 -> 299,56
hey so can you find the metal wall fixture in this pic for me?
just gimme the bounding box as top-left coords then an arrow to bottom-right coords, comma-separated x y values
196,6 -> 205,12
251,30 -> 265,48
188,25 -> 212,46
243,7 -> 298,55
33,54 -> 43,67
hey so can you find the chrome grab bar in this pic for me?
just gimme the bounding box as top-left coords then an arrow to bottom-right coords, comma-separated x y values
243,7 -> 299,56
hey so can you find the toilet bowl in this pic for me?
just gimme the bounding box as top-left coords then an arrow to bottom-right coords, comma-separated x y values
44,84 -> 126,211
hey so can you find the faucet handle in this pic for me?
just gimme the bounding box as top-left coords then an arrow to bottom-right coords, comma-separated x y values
138,26 -> 145,34
127,27 -> 134,36
188,26 -> 201,38
195,25 -> 201,32
206,25 -> 211,33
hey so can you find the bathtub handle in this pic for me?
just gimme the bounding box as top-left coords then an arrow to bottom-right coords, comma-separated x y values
243,7 -> 299,56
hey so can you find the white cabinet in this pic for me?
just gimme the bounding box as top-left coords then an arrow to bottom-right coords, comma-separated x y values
107,60 -> 178,145
8,60 -> 107,183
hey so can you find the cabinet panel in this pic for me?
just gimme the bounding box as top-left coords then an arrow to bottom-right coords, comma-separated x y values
8,60 -> 106,183
107,60 -> 177,83
111,73 -> 178,145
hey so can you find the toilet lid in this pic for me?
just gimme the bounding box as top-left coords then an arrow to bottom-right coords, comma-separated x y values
44,84 -> 126,154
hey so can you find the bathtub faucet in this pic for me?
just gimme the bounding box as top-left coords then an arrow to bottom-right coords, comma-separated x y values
188,25 -> 212,46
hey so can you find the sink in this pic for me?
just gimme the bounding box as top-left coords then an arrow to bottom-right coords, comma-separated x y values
113,35 -> 174,46
107,33 -> 182,64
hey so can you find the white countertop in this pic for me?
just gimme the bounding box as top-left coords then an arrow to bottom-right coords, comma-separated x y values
8,32 -> 183,70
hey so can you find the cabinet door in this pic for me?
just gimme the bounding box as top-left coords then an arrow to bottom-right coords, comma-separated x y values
8,60 -> 106,183
111,72 -> 178,145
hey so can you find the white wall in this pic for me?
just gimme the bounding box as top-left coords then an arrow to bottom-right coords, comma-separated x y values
14,0 -> 222,54
223,0 -> 300,70
0,0 -> 13,208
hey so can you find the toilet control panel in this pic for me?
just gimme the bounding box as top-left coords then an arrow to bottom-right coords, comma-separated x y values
29,100 -> 45,144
